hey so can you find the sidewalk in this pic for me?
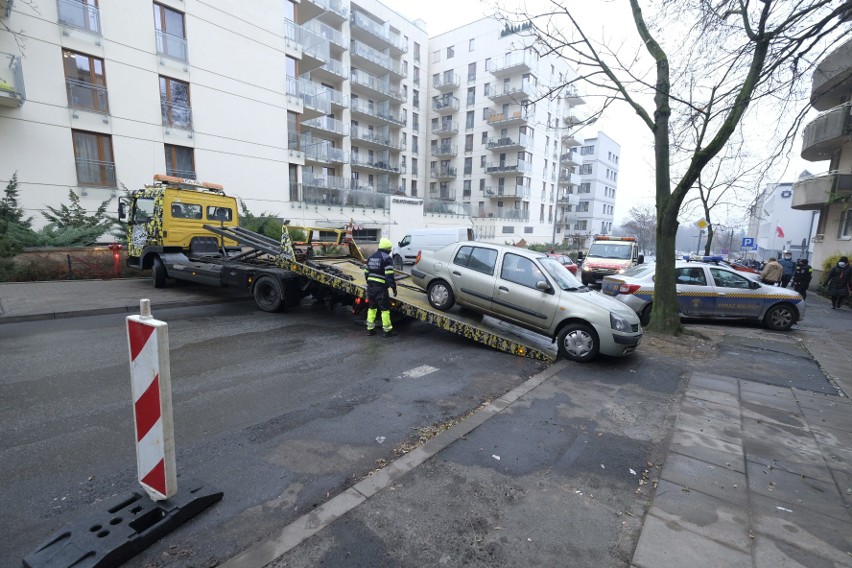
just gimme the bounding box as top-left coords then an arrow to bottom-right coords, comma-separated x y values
3,279 -> 851,566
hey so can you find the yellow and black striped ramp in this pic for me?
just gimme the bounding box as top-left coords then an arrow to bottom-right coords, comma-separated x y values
291,257 -> 556,363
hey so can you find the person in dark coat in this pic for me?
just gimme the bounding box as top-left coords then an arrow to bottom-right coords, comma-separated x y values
824,256 -> 851,309
364,238 -> 398,335
779,251 -> 796,288
792,258 -> 813,299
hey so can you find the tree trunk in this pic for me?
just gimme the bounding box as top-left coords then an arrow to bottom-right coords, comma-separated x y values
647,199 -> 683,334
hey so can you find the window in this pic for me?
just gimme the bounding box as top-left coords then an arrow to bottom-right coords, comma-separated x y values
469,38 -> 475,51
467,62 -> 476,81
464,157 -> 472,175
579,182 -> 591,193
463,180 -> 471,197
432,50 -> 441,63
413,66 -> 420,86
153,3 -> 188,62
165,144 -> 195,179
63,49 -> 108,113
840,208 -> 852,238
413,89 -> 419,108
501,253 -> 543,288
580,164 -> 593,175
414,42 -> 421,63
466,86 -> 475,106
411,179 -> 418,196
72,130 -> 115,187
413,112 -> 419,129
453,245 -> 497,275
412,136 -> 418,152
447,45 -> 455,58
481,132 -> 487,144
58,0 -> 101,34
577,201 -> 589,212
160,76 -> 191,129
676,267 -> 708,286
483,82 -> 490,96
465,134 -> 473,152
170,201 -> 201,219
580,145 -> 595,155
465,110 -> 474,129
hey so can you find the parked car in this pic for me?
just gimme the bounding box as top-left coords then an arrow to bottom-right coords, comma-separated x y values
547,253 -> 578,274
601,260 -> 805,330
410,242 -> 643,362
682,255 -> 760,278
392,226 -> 474,269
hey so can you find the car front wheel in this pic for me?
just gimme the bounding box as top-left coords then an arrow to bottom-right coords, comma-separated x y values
763,303 -> 795,331
393,254 -> 403,271
640,304 -> 653,327
152,257 -> 167,288
254,276 -> 285,312
557,323 -> 600,362
427,280 -> 455,311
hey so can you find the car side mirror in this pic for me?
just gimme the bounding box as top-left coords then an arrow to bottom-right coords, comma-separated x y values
577,251 -> 585,260
750,280 -> 761,289
638,254 -> 645,264
118,201 -> 126,220
535,280 -> 552,292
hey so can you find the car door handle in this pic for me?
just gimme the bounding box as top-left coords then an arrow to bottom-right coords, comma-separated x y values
717,292 -> 726,296
452,271 -> 461,276
498,286 -> 509,291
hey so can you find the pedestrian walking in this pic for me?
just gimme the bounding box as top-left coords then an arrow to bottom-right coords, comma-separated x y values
760,257 -> 782,286
792,258 -> 813,300
779,251 -> 796,288
364,238 -> 398,336
823,256 -> 851,310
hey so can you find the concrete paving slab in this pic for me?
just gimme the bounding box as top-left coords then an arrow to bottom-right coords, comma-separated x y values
741,418 -> 821,457
740,389 -> 801,414
660,453 -> 746,505
647,480 -> 751,553
832,469 -> 852,509
750,493 -> 852,565
745,461 -> 850,522
740,401 -> 810,429
675,412 -> 743,446
683,387 -> 740,409
799,406 -> 852,433
669,429 -> 745,473
681,396 -> 742,422
794,390 -> 852,413
689,373 -> 740,395
743,436 -> 835,484
740,380 -> 798,399
752,534 -> 852,568
810,426 -> 852,475
632,514 -> 752,568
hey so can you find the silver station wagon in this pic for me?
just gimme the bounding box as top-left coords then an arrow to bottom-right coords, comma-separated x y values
410,242 -> 643,362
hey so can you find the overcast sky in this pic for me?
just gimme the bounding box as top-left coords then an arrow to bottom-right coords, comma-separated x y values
392,0 -> 825,227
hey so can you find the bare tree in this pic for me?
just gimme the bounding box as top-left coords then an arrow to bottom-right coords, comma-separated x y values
503,0 -> 850,334
621,204 -> 657,255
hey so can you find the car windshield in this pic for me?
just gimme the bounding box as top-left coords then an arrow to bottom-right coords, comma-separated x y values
587,243 -> 633,259
540,257 -> 584,290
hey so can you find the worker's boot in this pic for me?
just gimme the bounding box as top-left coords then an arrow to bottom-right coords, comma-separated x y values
383,329 -> 397,338
367,328 -> 376,336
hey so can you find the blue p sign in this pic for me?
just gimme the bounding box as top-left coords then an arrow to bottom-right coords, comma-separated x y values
741,237 -> 755,248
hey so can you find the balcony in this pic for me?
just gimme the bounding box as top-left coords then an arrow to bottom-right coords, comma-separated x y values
161,100 -> 192,130
432,96 -> 459,114
351,125 -> 404,150
75,158 -> 116,188
483,185 -> 530,199
155,30 -> 188,63
428,186 -> 457,201
432,144 -> 458,158
472,206 -> 530,221
487,80 -> 535,103
0,53 -> 27,108
430,166 -> 457,180
560,151 -> 580,167
349,69 -> 405,102
303,171 -> 350,190
66,78 -> 110,114
801,103 -> 851,161
563,85 -> 586,106
558,171 -> 578,187
292,20 -> 329,73
350,153 -> 401,173
485,160 -> 532,175
302,115 -> 348,137
433,73 -> 460,91
350,40 -> 406,79
350,10 -> 407,54
296,78 -> 329,118
301,19 -> 347,49
486,108 -> 530,126
810,38 -> 852,111
791,172 -> 852,210
57,0 -> 101,36
486,134 -> 530,151
303,142 -> 348,165
432,121 -> 459,136
350,97 -> 405,126
487,52 -> 537,77
311,57 -> 348,81
300,0 -> 349,23
562,132 -> 581,148
303,185 -> 389,210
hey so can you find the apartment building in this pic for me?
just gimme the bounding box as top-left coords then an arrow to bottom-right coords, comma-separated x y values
557,132 -> 620,250
791,37 -> 852,275
747,179 -> 817,261
0,1 -> 597,245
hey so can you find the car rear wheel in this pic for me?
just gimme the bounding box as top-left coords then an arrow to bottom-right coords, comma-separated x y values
254,276 -> 285,312
640,304 -> 653,327
393,254 -> 403,271
557,323 -> 599,362
152,257 -> 167,288
427,280 -> 455,311
763,303 -> 795,331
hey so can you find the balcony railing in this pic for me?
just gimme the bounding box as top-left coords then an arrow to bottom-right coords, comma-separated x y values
487,80 -> 534,101
302,185 -> 389,210
161,100 -> 192,130
483,185 -> 530,198
315,57 -> 347,78
349,69 -> 405,101
350,10 -> 407,53
351,125 -> 404,149
430,166 -> 457,179
486,52 -> 537,75
485,108 -> 530,126
350,153 -> 401,173
433,73 -> 460,91
428,187 -> 457,201
57,0 -> 101,35
302,115 -> 348,136
432,96 -> 459,113
485,160 -> 532,174
302,0 -> 349,20
432,144 -> 458,157
75,158 -> 116,187
486,134 -> 530,150
0,53 -> 24,107
303,171 -> 351,190
791,172 -> 852,210
472,206 -> 530,221
166,168 -> 196,180
801,102 -> 852,161
559,151 -> 580,166
350,97 -> 405,126
432,121 -> 459,135
302,19 -> 347,49
155,30 -> 188,63
303,142 -> 348,164
351,40 -> 406,78
66,78 -> 109,114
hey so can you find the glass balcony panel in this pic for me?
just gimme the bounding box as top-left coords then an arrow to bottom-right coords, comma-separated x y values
432,73 -> 460,91
162,100 -> 193,130
66,78 -> 109,113
0,53 -> 24,107
302,19 -> 347,48
75,158 -> 116,187
433,144 -> 458,157
350,10 -> 407,53
303,171 -> 351,190
166,168 -> 196,180
351,40 -> 405,78
302,115 -> 348,136
303,142 -> 348,164
155,30 -> 188,63
57,0 -> 101,35
471,206 -> 529,220
430,166 -> 457,179
485,160 -> 532,174
432,121 -> 459,135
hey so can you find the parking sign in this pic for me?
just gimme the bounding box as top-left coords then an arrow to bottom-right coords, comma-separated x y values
741,237 -> 755,249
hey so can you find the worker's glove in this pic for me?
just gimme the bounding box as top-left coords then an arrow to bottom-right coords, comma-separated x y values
393,288 -> 398,297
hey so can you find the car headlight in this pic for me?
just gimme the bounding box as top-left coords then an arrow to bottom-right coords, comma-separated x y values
582,264 -> 591,272
610,313 -> 631,332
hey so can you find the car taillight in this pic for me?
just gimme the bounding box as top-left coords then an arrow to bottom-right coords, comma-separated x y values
415,251 -> 422,264
618,283 -> 641,294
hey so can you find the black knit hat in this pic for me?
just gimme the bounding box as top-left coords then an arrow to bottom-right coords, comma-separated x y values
841,256 -> 849,263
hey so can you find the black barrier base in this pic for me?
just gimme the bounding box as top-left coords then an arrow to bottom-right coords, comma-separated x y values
23,478 -> 223,568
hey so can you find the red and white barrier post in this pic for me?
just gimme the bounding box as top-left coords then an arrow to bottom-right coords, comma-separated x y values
126,299 -> 177,501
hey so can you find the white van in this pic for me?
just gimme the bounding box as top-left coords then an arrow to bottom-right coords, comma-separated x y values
392,226 -> 474,269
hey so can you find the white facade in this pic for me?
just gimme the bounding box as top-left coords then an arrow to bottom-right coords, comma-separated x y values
748,179 -> 819,261
1,2 -> 601,247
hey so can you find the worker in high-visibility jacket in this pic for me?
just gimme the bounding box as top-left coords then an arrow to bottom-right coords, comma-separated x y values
364,238 -> 398,336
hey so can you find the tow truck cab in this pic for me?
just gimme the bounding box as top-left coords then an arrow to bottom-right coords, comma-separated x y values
579,236 -> 643,286
121,174 -> 240,269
